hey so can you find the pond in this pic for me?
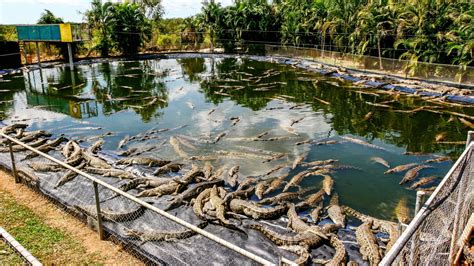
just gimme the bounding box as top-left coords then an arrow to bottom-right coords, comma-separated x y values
0,55 -> 471,222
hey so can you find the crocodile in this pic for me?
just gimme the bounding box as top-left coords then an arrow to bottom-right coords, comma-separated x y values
302,159 -> 338,167
27,162 -> 62,172
153,163 -> 183,175
117,148 -> 138,157
309,202 -> 324,223
223,186 -> 255,205
16,167 -> 40,186
227,165 -> 240,187
193,188 -> 215,221
74,204 -> 145,222
409,176 -> 437,189
229,199 -> 288,220
263,174 -> 288,195
164,179 -> 225,211
84,167 -> 136,179
291,155 -> 306,169
119,177 -> 172,191
209,185 -> 233,225
255,179 -> 269,200
116,157 -> 171,167
82,151 -> 111,169
246,223 -> 332,248
124,221 -> 208,242
282,170 -> 311,192
203,161 -> 213,179
384,163 -> 418,174
0,138 -> 48,152
136,181 -> 180,197
424,156 -> 450,163
322,175 -> 334,195
327,194 -> 345,227
370,156 -> 390,168
173,164 -> 204,185
287,204 -> 328,239
280,245 -> 310,265
62,140 -> 74,158
236,176 -> 258,190
400,165 -> 433,184
263,164 -> 286,176
355,221 -> 382,265
55,161 -> 86,188
87,140 -> 104,154
213,132 -> 227,144
1,123 -> 28,134
297,188 -> 326,210
170,136 -> 188,158
342,205 -> 399,251
259,190 -> 308,205
325,234 -> 347,266
65,141 -> 83,166
23,136 -> 67,160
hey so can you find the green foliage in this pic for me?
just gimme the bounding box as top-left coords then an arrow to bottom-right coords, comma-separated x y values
0,26 -> 17,41
109,3 -> 150,55
84,0 -> 114,57
191,0 -> 473,67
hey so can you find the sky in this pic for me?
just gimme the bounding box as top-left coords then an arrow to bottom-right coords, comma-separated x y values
0,0 -> 233,24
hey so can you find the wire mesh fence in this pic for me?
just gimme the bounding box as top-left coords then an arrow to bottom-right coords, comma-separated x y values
381,137 -> 474,265
262,45 -> 474,86
0,132 -> 295,265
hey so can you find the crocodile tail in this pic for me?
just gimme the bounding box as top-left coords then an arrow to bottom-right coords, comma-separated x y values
246,223 -> 299,246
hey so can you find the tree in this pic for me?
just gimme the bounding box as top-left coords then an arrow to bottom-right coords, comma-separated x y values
109,3 -> 150,55
84,0 -> 114,57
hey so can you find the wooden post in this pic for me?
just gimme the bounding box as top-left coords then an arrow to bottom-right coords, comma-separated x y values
8,140 -> 20,183
67,43 -> 74,71
35,42 -> 41,68
93,181 -> 104,240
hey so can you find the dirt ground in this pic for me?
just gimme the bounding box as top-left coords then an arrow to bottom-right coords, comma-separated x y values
0,169 -> 143,265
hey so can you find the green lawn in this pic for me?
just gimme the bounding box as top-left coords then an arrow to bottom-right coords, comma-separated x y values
0,190 -> 103,265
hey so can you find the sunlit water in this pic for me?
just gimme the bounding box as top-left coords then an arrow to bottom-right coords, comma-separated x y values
1,55 -> 472,221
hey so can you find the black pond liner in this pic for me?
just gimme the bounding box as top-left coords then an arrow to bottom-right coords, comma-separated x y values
0,146 -> 372,265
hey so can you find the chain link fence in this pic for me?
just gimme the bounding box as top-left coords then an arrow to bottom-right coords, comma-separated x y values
0,132 -> 296,265
381,134 -> 474,265
263,45 -> 474,87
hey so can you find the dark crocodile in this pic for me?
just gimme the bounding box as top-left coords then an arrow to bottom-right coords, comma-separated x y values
164,179 -> 224,211
229,199 -> 288,220
355,221 -> 382,265
124,221 -> 208,242
75,204 -> 145,222
84,167 -> 136,179
117,157 -> 171,167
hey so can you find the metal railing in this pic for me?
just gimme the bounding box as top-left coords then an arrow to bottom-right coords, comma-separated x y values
0,227 -> 42,266
0,131 -> 296,266
381,131 -> 474,265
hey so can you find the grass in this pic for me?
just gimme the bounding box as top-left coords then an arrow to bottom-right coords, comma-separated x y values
0,190 -> 103,265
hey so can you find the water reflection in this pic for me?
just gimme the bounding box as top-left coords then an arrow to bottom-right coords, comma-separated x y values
0,56 -> 472,219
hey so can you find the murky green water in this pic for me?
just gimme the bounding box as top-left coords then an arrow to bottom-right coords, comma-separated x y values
1,56 -> 472,221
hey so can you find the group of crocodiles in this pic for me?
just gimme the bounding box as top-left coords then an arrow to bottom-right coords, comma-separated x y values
1,123 -> 441,265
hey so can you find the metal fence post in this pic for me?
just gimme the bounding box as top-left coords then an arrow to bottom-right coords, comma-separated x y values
8,140 -> 20,183
93,181 -> 104,240
466,131 -> 474,148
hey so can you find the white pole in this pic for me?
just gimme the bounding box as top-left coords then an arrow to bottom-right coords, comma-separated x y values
67,43 -> 74,71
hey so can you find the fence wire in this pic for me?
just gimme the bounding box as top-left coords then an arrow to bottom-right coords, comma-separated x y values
0,132 -> 295,266
381,141 -> 474,265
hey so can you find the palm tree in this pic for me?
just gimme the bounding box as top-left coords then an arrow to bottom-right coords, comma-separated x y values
84,0 -> 114,57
